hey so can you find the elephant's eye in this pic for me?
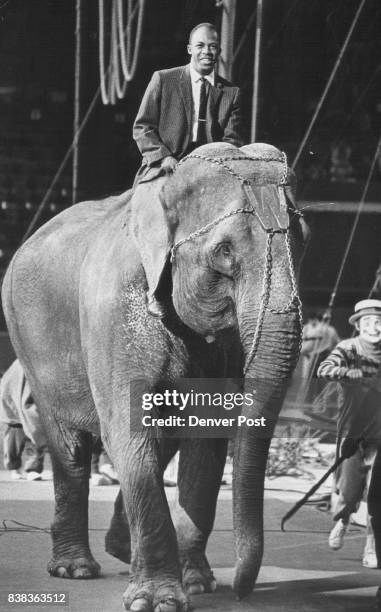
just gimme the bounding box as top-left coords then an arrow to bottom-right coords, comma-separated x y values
215,243 -> 232,258
211,242 -> 235,278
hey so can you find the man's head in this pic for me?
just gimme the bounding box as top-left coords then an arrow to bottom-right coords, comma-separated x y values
349,299 -> 381,344
187,23 -> 220,75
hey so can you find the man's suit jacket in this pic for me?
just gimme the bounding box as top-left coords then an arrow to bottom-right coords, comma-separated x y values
133,64 -> 243,170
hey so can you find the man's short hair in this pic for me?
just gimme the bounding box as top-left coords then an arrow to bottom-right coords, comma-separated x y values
188,22 -> 219,44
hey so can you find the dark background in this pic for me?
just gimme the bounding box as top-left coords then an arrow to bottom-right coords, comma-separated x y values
0,0 -> 380,336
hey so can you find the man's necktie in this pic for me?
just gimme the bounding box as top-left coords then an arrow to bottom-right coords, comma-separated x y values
196,77 -> 207,145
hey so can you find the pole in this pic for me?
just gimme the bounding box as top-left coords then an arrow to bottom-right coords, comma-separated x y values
280,455 -> 346,531
232,8 -> 256,64
369,261 -> 381,298
219,0 -> 237,81
251,0 -> 263,142
281,437 -> 364,531
72,0 -> 82,206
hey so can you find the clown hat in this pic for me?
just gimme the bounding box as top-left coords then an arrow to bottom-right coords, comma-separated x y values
348,299 -> 381,325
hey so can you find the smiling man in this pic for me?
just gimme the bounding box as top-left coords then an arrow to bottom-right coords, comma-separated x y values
132,23 -> 243,317
133,22 -> 243,179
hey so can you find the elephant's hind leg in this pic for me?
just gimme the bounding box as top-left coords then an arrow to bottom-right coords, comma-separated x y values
174,438 -> 228,596
47,425 -> 100,579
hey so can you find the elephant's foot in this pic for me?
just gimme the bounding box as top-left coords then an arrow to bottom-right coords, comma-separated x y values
47,555 -> 100,579
123,578 -> 189,612
181,554 -> 216,595
105,522 -> 131,564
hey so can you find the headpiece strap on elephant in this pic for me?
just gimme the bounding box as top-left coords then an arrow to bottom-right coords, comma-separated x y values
2,141 -> 308,611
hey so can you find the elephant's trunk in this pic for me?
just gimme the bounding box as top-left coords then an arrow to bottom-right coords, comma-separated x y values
232,309 -> 301,598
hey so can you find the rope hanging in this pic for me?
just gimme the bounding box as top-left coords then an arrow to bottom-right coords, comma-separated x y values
99,0 -> 146,105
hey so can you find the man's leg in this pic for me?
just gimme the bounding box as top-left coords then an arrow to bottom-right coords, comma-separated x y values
24,438 -> 45,479
333,448 -> 367,521
362,446 -> 378,568
131,177 -> 170,319
99,448 -> 119,483
329,448 -> 367,550
3,425 -> 26,476
90,436 -> 111,486
90,436 -> 102,474
367,448 -> 381,567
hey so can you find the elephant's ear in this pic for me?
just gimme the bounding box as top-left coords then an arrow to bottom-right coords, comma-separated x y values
131,177 -> 177,296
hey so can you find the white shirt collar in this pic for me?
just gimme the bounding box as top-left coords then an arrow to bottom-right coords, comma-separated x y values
189,63 -> 215,87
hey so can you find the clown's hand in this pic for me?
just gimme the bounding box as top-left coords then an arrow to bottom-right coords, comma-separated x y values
345,368 -> 363,380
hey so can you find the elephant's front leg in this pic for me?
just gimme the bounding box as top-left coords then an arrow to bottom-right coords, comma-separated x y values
113,434 -> 189,612
173,438 -> 228,595
47,426 -> 100,579
105,439 -> 180,565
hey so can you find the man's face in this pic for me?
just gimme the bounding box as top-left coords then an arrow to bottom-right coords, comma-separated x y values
357,314 -> 381,344
187,27 -> 220,75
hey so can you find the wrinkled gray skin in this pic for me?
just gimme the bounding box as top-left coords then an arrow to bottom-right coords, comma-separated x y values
1,143 -> 308,612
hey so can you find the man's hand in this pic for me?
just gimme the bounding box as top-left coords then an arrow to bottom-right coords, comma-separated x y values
161,156 -> 178,174
345,368 -> 363,380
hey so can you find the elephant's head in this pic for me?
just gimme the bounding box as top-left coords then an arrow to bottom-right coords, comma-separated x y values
133,142 -> 308,597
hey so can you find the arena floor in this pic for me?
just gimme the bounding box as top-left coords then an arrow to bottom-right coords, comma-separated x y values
0,471 -> 379,612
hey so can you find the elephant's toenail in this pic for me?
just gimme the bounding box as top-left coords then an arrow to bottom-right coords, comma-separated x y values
130,597 -> 150,611
187,584 -> 204,595
73,568 -> 92,579
156,598 -> 177,612
163,596 -> 176,605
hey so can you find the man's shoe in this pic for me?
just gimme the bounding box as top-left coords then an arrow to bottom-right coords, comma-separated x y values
329,519 -> 347,550
146,295 -> 165,319
363,535 -> 378,568
363,550 -> 378,569
99,463 -> 119,484
90,473 -> 112,486
10,469 -> 24,481
25,471 -> 42,481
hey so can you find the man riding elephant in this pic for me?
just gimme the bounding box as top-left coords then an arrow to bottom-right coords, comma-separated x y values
133,22 -> 243,317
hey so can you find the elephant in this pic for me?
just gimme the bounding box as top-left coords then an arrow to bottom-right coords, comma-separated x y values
1,142 -> 308,612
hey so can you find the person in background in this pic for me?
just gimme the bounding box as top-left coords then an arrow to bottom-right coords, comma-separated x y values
318,299 -> 381,569
300,311 -> 340,381
0,359 -> 48,481
288,311 -> 340,415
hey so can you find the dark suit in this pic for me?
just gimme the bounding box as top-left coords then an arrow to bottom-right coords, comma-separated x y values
133,64 -> 243,173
